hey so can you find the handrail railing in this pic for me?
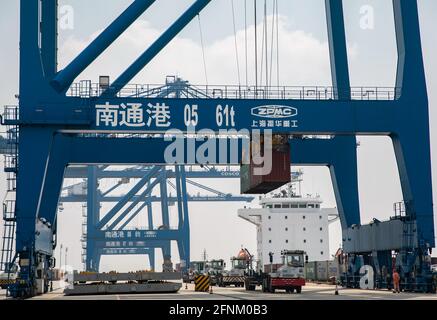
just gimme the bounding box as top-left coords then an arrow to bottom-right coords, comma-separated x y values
67,82 -> 399,101
2,106 -> 19,122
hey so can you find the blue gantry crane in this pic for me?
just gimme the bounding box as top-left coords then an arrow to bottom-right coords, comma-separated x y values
59,165 -> 254,272
0,0 -> 434,297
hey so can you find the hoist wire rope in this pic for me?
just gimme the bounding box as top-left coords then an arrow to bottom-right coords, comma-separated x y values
275,0 -> 280,87
259,0 -> 265,87
231,0 -> 242,86
269,0 -> 280,87
197,14 -> 209,87
244,0 -> 249,87
254,0 -> 258,91
269,0 -> 276,88
264,0 -> 268,87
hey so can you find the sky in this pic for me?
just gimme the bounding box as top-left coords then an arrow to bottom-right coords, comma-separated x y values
0,0 -> 436,272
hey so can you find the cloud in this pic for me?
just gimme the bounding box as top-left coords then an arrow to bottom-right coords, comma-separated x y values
59,15 -> 338,87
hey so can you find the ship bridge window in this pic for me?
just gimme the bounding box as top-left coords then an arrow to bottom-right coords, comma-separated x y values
265,204 -> 273,208
274,204 -> 281,209
316,204 -> 320,208
299,204 -> 307,208
308,204 -> 315,208
282,204 -> 290,209
290,204 -> 298,209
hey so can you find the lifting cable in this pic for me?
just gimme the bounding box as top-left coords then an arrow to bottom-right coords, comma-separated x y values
251,0 -> 280,89
264,0 -> 268,88
259,0 -> 268,88
254,0 -> 258,91
244,0 -> 249,87
197,14 -> 209,86
231,0 -> 242,87
269,0 -> 275,87
276,0 -> 280,87
269,0 -> 279,87
259,0 -> 265,87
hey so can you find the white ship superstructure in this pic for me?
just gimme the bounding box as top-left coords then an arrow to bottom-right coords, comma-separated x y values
238,172 -> 338,268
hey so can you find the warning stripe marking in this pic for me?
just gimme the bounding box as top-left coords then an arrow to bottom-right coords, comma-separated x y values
0,280 -> 15,284
223,276 -> 245,282
195,275 -> 210,292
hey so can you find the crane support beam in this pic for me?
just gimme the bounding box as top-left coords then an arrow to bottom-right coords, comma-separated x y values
41,0 -> 58,78
96,166 -> 162,229
51,0 -> 156,92
178,166 -> 190,267
324,0 -> 359,229
86,166 -> 99,271
175,166 -> 184,230
106,170 -> 163,230
95,240 -> 173,249
119,201 -> 149,230
390,0 -> 434,244
20,96 -> 398,134
104,0 -> 212,97
160,169 -> 170,228
101,181 -> 124,197
325,0 -> 350,100
101,248 -> 154,255
64,166 -> 241,179
20,0 -> 45,100
393,0 -> 427,99
59,195 -> 254,203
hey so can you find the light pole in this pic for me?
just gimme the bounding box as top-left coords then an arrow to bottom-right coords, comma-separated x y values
59,244 -> 63,270
65,247 -> 68,273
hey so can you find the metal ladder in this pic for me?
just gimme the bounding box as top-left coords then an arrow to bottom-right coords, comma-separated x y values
396,201 -> 416,251
1,201 -> 16,272
81,203 -> 87,270
402,219 -> 416,251
0,106 -> 19,272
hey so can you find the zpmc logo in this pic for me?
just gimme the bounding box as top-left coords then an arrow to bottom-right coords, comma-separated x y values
251,105 -> 298,119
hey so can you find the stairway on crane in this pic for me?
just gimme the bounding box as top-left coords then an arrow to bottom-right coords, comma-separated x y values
0,106 -> 19,281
